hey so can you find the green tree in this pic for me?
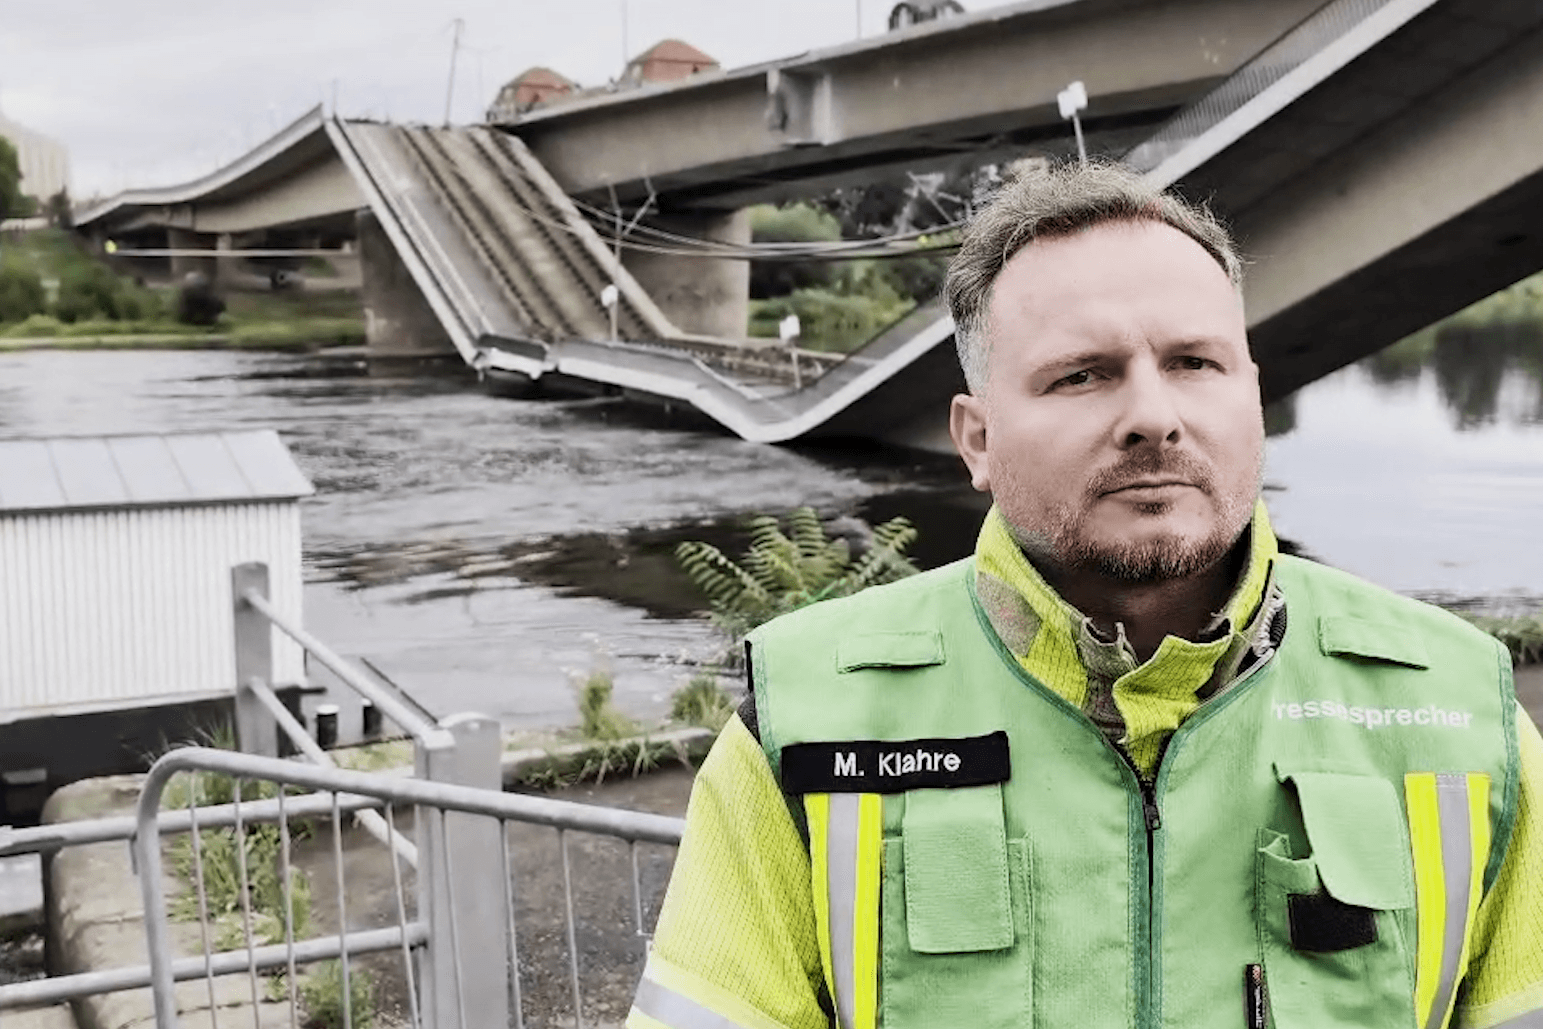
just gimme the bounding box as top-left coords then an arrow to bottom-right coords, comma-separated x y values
0,136 -> 26,220
44,188 -> 73,229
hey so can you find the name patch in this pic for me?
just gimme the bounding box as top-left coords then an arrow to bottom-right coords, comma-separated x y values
780,732 -> 1010,793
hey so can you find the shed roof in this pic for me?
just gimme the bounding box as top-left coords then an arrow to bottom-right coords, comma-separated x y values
0,430 -> 314,514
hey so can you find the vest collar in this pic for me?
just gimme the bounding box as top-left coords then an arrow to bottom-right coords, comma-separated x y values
973,500 -> 1280,777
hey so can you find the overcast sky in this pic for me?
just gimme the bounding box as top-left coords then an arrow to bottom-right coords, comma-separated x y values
0,0 -> 1018,200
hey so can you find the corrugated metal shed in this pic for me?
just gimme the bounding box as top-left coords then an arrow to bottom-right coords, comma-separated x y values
0,430 -> 312,720
0,430 -> 314,513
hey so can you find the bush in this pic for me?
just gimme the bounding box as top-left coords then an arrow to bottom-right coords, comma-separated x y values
2,312 -> 61,337
54,261 -> 126,322
0,262 -> 46,323
749,288 -> 913,352
1460,613 -> 1543,666
749,203 -> 843,299
676,507 -> 920,638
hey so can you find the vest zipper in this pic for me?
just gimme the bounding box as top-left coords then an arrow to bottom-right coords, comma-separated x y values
1137,769 -> 1162,1029
1140,645 -> 1280,1029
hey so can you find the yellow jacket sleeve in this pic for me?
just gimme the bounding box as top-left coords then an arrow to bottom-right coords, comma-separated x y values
628,714 -> 829,1029
1456,704 -> 1543,1028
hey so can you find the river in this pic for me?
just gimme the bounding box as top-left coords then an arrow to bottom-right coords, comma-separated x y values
2,322 -> 1542,733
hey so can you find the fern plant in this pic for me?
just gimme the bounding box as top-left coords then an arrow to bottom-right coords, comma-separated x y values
676,507 -> 919,638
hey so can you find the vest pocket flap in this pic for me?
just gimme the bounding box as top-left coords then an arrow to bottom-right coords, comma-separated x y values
837,631 -> 946,672
901,785 -> 1013,953
1317,616 -> 1430,669
1285,771 -> 1414,910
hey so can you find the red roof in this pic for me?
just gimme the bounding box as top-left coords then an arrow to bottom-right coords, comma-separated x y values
632,39 -> 717,66
511,67 -> 577,90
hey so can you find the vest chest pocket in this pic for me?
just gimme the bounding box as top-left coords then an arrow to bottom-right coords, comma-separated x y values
1256,772 -> 1417,1029
881,784 -> 1032,1029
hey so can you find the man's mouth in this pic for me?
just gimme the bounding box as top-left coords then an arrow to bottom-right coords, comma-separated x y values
1104,479 -> 1194,495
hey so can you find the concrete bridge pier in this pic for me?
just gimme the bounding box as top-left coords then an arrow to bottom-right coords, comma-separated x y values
357,210 -> 458,358
168,228 -> 219,282
621,208 -> 750,339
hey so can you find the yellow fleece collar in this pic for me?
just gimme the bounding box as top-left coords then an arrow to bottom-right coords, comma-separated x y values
974,499 -> 1279,777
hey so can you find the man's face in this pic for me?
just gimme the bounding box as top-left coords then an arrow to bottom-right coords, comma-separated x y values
950,219 -> 1264,581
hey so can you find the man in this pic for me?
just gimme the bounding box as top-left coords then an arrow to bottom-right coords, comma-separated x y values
628,162 -> 1543,1029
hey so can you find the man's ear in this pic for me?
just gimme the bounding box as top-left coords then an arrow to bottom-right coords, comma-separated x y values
949,393 -> 992,493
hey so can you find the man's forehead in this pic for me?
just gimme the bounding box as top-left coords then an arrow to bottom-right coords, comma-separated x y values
990,222 -> 1240,316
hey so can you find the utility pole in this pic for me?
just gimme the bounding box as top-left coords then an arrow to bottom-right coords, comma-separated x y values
621,0 -> 631,72
443,18 -> 464,126
856,0 -> 862,37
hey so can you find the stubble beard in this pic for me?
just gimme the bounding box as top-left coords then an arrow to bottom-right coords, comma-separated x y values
1007,448 -> 1262,584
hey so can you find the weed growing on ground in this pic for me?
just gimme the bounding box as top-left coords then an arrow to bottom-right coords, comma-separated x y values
168,814 -> 313,949
571,657 -> 636,742
513,737 -> 680,790
296,959 -> 375,1029
670,673 -> 735,731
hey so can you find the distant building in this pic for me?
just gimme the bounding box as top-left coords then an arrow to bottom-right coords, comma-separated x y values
487,67 -> 581,121
621,39 -> 720,87
0,110 -> 71,202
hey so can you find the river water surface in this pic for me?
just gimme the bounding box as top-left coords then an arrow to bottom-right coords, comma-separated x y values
3,330 -> 1542,730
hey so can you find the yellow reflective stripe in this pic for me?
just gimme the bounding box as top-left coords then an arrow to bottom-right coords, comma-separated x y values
805,792 -> 880,1029
805,792 -> 837,1007
1408,772 -> 1493,1029
1409,773 -> 1446,1029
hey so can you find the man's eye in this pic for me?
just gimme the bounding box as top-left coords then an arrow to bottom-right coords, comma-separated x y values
1053,369 -> 1096,389
1176,356 -> 1215,371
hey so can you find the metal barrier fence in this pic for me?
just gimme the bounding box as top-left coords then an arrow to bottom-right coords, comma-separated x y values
0,562 -> 689,1029
0,747 -> 683,1028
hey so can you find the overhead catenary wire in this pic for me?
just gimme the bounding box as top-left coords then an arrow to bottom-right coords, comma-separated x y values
488,173 -> 963,261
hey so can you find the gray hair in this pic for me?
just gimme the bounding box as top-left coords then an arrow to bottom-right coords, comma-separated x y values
945,160 -> 1244,392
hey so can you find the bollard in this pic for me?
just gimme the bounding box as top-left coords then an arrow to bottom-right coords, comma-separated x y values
316,704 -> 340,750
362,699 -> 383,739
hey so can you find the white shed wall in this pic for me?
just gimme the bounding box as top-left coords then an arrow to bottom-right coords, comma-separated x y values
0,501 -> 304,716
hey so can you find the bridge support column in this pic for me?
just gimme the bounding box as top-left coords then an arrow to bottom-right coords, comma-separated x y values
357,210 -> 458,358
622,208 -> 750,339
168,228 -> 218,283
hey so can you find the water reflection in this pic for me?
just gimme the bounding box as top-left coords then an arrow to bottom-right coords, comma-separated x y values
1264,313 -> 1543,607
1362,317 -> 1543,430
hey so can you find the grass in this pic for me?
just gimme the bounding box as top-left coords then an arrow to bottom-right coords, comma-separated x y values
0,227 -> 365,350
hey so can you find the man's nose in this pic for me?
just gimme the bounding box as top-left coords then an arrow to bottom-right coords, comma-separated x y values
1112,364 -> 1182,449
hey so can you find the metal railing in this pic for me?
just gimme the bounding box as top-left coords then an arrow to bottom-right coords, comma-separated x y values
1123,0 -> 1442,184
0,562 -> 688,1029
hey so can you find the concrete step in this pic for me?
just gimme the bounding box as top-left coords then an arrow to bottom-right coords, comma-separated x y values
1,1003 -> 78,1029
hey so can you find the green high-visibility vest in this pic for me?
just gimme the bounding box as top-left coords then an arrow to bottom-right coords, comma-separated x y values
748,554 -> 1519,1029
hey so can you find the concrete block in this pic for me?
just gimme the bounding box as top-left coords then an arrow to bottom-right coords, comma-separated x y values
42,776 -> 295,1029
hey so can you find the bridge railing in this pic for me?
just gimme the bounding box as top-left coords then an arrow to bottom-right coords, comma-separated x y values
1124,0 -> 1430,181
